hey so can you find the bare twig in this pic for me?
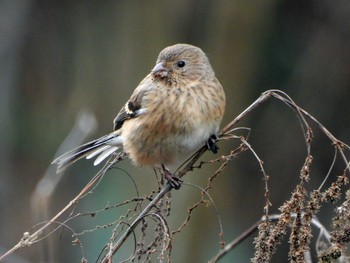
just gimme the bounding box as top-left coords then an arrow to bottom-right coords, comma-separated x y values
209,214 -> 331,263
100,144 -> 211,262
30,110 -> 97,263
0,153 -> 125,262
2,89 -> 350,263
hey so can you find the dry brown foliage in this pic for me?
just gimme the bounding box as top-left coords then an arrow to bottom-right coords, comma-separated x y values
1,90 -> 350,263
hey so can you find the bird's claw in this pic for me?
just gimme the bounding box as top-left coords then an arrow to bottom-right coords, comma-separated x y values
206,134 -> 219,153
167,175 -> 183,190
162,165 -> 183,190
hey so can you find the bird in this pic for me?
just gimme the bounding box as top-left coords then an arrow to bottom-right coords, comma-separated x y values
52,43 -> 226,189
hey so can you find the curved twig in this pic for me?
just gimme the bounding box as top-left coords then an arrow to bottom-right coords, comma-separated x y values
209,214 -> 331,263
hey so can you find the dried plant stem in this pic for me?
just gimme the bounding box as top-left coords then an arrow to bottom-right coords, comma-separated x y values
220,91 -> 271,136
0,156 -> 120,262
100,146 -> 208,262
2,89 -> 350,262
101,184 -> 171,262
209,214 -> 331,263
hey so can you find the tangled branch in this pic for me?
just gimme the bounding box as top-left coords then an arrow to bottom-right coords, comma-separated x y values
1,90 -> 350,263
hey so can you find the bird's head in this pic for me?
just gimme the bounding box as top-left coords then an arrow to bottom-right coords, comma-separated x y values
151,43 -> 214,85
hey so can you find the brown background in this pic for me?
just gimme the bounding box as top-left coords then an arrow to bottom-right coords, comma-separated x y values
1,1 -> 350,262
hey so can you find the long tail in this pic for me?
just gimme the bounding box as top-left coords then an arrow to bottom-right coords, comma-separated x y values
52,133 -> 122,173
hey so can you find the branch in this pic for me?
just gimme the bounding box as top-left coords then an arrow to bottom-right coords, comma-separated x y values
0,153 -> 125,262
2,89 -> 350,262
209,214 -> 331,263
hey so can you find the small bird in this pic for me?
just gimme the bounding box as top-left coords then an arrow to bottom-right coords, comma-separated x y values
53,43 -> 226,189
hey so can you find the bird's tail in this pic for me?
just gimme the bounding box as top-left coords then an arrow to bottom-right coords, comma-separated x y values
52,133 -> 122,173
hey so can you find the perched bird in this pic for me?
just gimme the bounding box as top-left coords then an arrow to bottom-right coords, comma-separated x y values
53,43 -> 226,189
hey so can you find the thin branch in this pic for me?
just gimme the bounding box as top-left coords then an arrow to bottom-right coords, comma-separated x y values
209,214 -> 331,263
0,154 -> 124,262
2,89 -> 350,263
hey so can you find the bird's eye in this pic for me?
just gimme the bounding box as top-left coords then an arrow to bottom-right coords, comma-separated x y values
177,60 -> 186,68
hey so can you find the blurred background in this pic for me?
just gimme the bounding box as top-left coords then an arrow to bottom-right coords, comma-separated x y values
1,1 -> 350,262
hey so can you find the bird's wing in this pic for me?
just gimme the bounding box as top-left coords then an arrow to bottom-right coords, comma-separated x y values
113,76 -> 151,131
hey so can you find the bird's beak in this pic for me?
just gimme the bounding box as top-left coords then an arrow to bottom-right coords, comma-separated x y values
151,62 -> 168,78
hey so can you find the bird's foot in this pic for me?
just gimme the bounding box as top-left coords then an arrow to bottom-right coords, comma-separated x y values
162,165 -> 183,190
206,134 -> 219,153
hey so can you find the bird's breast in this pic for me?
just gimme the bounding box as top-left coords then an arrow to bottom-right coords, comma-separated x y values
121,82 -> 225,168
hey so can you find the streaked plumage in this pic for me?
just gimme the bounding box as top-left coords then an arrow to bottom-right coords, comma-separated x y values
53,43 -> 226,188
